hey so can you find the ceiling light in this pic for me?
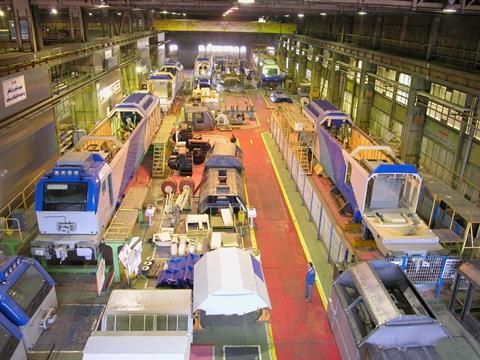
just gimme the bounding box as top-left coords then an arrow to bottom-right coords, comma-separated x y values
443,0 -> 457,12
88,12 -> 93,16
161,10 -> 168,14
132,7 -> 142,11
284,14 -> 290,17
358,9 -> 367,15
50,8 -> 58,15
116,12 -> 122,16
238,0 -> 255,3
258,16 -> 266,23
182,13 -> 186,16
95,1 -> 110,8
320,12 -> 327,16
0,10 -> 5,17
297,13 -> 304,18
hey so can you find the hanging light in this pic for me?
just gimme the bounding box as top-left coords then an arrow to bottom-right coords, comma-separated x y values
298,13 -> 304,18
51,8 -> 58,15
358,9 -> 367,15
0,10 -> 5,17
238,0 -> 255,3
320,12 -> 327,16
443,0 -> 457,12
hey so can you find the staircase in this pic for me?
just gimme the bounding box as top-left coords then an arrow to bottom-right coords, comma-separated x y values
152,115 -> 177,178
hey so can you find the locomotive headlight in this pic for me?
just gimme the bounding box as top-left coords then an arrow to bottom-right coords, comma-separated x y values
54,170 -> 60,175
67,171 -> 72,176
61,171 -> 66,175
73,171 -> 79,176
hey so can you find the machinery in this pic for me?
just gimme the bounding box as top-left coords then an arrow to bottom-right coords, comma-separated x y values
83,289 -> 193,360
168,148 -> 193,176
191,79 -> 219,110
328,261 -> 449,359
31,92 -> 161,263
253,53 -> 284,87
194,55 -> 213,81
198,143 -> 246,214
184,103 -> 215,131
304,99 -> 442,256
0,256 -> 57,351
0,312 -> 26,360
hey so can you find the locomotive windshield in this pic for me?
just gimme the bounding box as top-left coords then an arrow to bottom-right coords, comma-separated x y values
264,67 -> 278,76
7,265 -> 51,317
0,322 -> 17,360
42,182 -> 88,211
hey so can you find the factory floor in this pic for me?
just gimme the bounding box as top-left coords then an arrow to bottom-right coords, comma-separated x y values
25,88 -> 341,359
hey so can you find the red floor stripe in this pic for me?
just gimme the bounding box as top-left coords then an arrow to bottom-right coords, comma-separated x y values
231,93 -> 340,359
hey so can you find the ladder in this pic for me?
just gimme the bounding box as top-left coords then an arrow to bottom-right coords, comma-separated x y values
152,115 -> 177,178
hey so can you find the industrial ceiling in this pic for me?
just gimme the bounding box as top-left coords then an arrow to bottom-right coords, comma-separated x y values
7,0 -> 480,16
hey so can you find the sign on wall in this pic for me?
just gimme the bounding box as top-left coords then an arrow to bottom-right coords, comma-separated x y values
97,79 -> 121,104
2,75 -> 27,107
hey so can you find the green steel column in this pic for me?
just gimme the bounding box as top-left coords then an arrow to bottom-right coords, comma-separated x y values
105,241 -> 125,283
400,75 -> 430,164
355,61 -> 375,130
310,57 -> 322,99
297,45 -> 308,85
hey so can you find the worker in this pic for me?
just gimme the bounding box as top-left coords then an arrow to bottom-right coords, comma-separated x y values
230,133 -> 237,144
305,262 -> 316,303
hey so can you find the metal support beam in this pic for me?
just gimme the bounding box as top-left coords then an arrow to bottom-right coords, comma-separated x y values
400,15 -> 408,42
30,5 -> 43,50
372,15 -> 383,50
355,61 -> 375,130
400,75 -> 430,163
426,15 -> 441,61
69,6 -> 75,42
80,7 -> 88,42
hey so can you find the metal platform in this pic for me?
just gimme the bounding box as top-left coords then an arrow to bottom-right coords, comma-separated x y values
104,187 -> 149,242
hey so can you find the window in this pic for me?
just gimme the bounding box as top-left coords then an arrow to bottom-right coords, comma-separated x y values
419,137 -> 455,183
8,265 -> 51,317
370,108 -> 390,139
374,66 -> 396,99
426,83 -> 467,131
395,73 -> 411,106
341,91 -> 353,114
43,182 -> 88,211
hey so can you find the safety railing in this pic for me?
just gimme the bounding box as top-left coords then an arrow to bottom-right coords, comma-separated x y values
271,119 -> 463,290
0,217 -> 23,242
0,170 -> 44,219
386,255 -> 462,298
270,118 -> 349,263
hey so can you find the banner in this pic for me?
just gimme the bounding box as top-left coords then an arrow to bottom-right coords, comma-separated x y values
3,75 -> 26,107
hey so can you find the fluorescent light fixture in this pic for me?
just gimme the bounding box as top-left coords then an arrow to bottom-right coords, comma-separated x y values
182,13 -> 186,16
358,9 -> 367,15
116,12 -> 122,16
238,0 -> 255,3
284,14 -> 290,17
172,12 -> 177,15
88,12 -> 93,16
50,8 -> 58,15
298,13 -> 304,18
320,12 -> 327,16
0,10 -> 5,17
443,0 -> 457,12
161,10 -> 168,14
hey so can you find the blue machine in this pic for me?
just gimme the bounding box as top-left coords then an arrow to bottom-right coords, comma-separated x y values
194,56 -> 213,81
31,92 -> 161,263
303,100 -> 442,256
254,54 -> 284,86
0,256 -> 57,351
0,312 -> 26,360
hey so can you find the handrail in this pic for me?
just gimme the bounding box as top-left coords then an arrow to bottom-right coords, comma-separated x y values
0,169 -> 45,219
0,217 -> 23,242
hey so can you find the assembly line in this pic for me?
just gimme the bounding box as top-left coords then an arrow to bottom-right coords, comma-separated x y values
0,5 -> 480,360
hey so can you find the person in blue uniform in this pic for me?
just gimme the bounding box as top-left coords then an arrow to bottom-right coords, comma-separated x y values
305,262 -> 316,303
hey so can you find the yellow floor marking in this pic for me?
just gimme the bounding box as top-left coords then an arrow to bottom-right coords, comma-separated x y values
239,134 -> 277,360
261,132 -> 329,310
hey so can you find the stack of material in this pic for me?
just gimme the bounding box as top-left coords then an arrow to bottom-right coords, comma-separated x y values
156,253 -> 201,288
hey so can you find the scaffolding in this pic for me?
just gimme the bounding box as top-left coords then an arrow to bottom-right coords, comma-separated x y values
271,104 -> 314,174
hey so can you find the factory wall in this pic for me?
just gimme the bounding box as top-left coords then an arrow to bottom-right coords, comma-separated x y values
0,108 -> 57,208
0,66 -> 51,123
165,32 -> 279,68
279,31 -> 480,202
